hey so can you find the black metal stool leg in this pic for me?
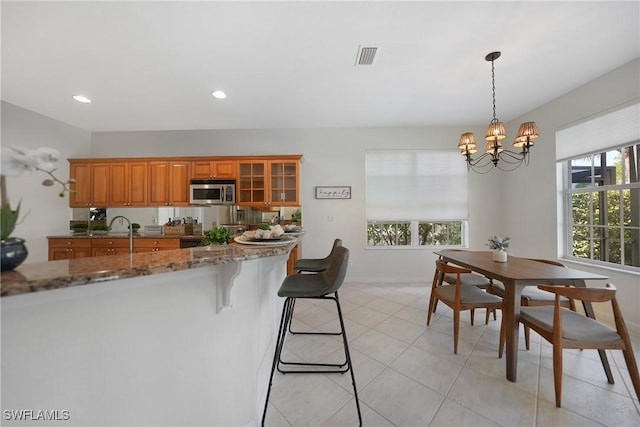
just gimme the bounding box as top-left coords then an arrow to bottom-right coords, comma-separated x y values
334,291 -> 363,426
262,297 -> 295,426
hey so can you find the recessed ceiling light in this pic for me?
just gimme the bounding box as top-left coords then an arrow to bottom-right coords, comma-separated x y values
211,90 -> 227,99
72,95 -> 92,103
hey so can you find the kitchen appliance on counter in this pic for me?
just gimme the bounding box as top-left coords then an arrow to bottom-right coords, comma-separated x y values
190,179 -> 235,205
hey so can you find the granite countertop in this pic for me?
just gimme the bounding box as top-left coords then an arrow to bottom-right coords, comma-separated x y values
1,240 -> 298,297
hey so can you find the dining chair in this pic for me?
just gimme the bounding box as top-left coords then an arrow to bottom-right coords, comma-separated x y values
437,249 -> 495,325
262,245 -> 362,426
490,258 -> 576,350
519,283 -> 640,407
427,259 -> 504,354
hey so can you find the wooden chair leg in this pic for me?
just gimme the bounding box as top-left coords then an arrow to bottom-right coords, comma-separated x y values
427,293 -> 436,325
484,308 -> 490,325
498,313 -> 505,359
453,309 -> 460,354
525,325 -> 531,350
470,308 -> 475,326
552,343 -> 563,407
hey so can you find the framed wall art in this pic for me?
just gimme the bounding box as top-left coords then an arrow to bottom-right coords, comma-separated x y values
315,186 -> 352,199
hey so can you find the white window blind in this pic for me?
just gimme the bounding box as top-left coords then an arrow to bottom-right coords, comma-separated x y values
556,102 -> 640,160
365,150 -> 468,221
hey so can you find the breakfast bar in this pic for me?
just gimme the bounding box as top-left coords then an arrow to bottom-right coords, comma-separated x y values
1,241 -> 298,426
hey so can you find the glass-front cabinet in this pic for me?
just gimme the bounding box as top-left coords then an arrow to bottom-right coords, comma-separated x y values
270,161 -> 298,206
237,157 -> 300,207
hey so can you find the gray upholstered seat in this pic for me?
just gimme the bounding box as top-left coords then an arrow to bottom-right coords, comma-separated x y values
293,238 -> 342,273
518,284 -> 640,408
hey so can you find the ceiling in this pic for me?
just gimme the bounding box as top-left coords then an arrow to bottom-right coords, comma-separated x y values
2,1 -> 639,133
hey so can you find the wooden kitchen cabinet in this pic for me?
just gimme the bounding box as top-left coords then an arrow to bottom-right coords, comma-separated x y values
91,238 -> 130,257
237,157 -> 300,207
69,162 -> 110,207
134,238 -> 180,253
270,161 -> 299,206
48,238 -> 92,260
148,161 -> 191,206
191,160 -> 236,179
109,161 -> 148,206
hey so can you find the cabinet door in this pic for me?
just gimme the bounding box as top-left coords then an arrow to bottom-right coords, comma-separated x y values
69,162 -> 109,207
169,161 -> 191,206
109,162 -> 129,206
128,162 -> 148,206
212,161 -> 236,178
91,163 -> 110,206
237,161 -> 267,206
192,160 -> 236,178
48,238 -> 92,260
69,163 -> 91,207
270,161 -> 299,205
148,161 -> 170,205
91,238 -> 130,256
134,238 -> 180,253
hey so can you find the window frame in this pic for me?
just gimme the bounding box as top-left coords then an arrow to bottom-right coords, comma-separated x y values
562,143 -> 640,272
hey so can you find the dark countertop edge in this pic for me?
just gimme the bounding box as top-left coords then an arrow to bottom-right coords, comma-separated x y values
1,241 -> 297,297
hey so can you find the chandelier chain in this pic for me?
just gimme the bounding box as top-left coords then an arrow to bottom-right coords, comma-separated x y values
491,58 -> 497,122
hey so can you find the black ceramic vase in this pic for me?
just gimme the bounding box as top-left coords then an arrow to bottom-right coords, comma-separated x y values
1,237 -> 28,271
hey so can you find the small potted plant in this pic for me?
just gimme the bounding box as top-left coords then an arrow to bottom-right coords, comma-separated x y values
128,223 -> 141,233
203,226 -> 232,245
90,224 -> 110,235
487,235 -> 510,262
70,223 -> 89,233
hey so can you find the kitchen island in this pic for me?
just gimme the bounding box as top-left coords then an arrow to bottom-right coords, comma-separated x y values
1,240 -> 298,426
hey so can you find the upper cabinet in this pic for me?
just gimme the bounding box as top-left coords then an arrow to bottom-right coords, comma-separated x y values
237,157 -> 301,207
191,160 -> 236,179
69,161 -> 109,207
109,161 -> 148,206
148,160 -> 191,206
68,155 -> 301,208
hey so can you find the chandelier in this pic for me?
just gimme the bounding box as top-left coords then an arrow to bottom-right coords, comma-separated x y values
458,51 -> 538,173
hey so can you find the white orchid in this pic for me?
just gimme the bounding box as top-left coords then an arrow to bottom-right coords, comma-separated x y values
1,145 -> 73,240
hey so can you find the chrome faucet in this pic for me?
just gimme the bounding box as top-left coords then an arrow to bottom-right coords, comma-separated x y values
108,215 -> 133,254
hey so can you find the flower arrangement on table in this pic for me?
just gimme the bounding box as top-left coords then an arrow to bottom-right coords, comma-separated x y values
1,146 -> 74,269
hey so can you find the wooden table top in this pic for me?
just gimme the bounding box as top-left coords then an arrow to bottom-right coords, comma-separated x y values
435,250 -> 608,284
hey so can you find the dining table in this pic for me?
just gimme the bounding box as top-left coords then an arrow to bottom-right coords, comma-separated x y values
434,250 -> 609,382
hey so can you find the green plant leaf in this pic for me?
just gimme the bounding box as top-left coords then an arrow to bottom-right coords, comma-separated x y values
1,201 -> 21,241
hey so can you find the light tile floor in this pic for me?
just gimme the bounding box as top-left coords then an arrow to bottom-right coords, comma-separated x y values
263,281 -> 640,426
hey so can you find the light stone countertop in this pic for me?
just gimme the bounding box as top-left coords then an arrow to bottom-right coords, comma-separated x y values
1,241 -> 297,297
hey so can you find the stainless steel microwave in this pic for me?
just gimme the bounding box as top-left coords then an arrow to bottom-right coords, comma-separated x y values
189,179 -> 236,205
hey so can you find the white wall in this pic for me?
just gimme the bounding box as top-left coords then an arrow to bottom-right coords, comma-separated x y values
1,102 -> 91,261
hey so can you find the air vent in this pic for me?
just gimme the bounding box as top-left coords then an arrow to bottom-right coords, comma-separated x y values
355,46 -> 379,66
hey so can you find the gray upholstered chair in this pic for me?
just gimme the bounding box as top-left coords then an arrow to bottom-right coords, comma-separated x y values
293,238 -> 342,273
519,284 -> 640,407
490,258 -> 576,350
427,259 -> 504,354
437,250 -> 495,325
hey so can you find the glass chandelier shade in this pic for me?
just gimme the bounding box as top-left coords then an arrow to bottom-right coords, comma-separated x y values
458,51 -> 538,172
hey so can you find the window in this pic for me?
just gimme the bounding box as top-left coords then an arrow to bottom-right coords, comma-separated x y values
557,102 -> 640,271
564,144 -> 639,269
365,150 -> 468,247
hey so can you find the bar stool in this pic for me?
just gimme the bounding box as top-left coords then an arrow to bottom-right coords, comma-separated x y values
293,238 -> 342,273
289,238 -> 342,334
262,246 -> 362,426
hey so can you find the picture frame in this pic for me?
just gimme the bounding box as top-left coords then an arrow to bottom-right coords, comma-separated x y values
315,186 -> 351,199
